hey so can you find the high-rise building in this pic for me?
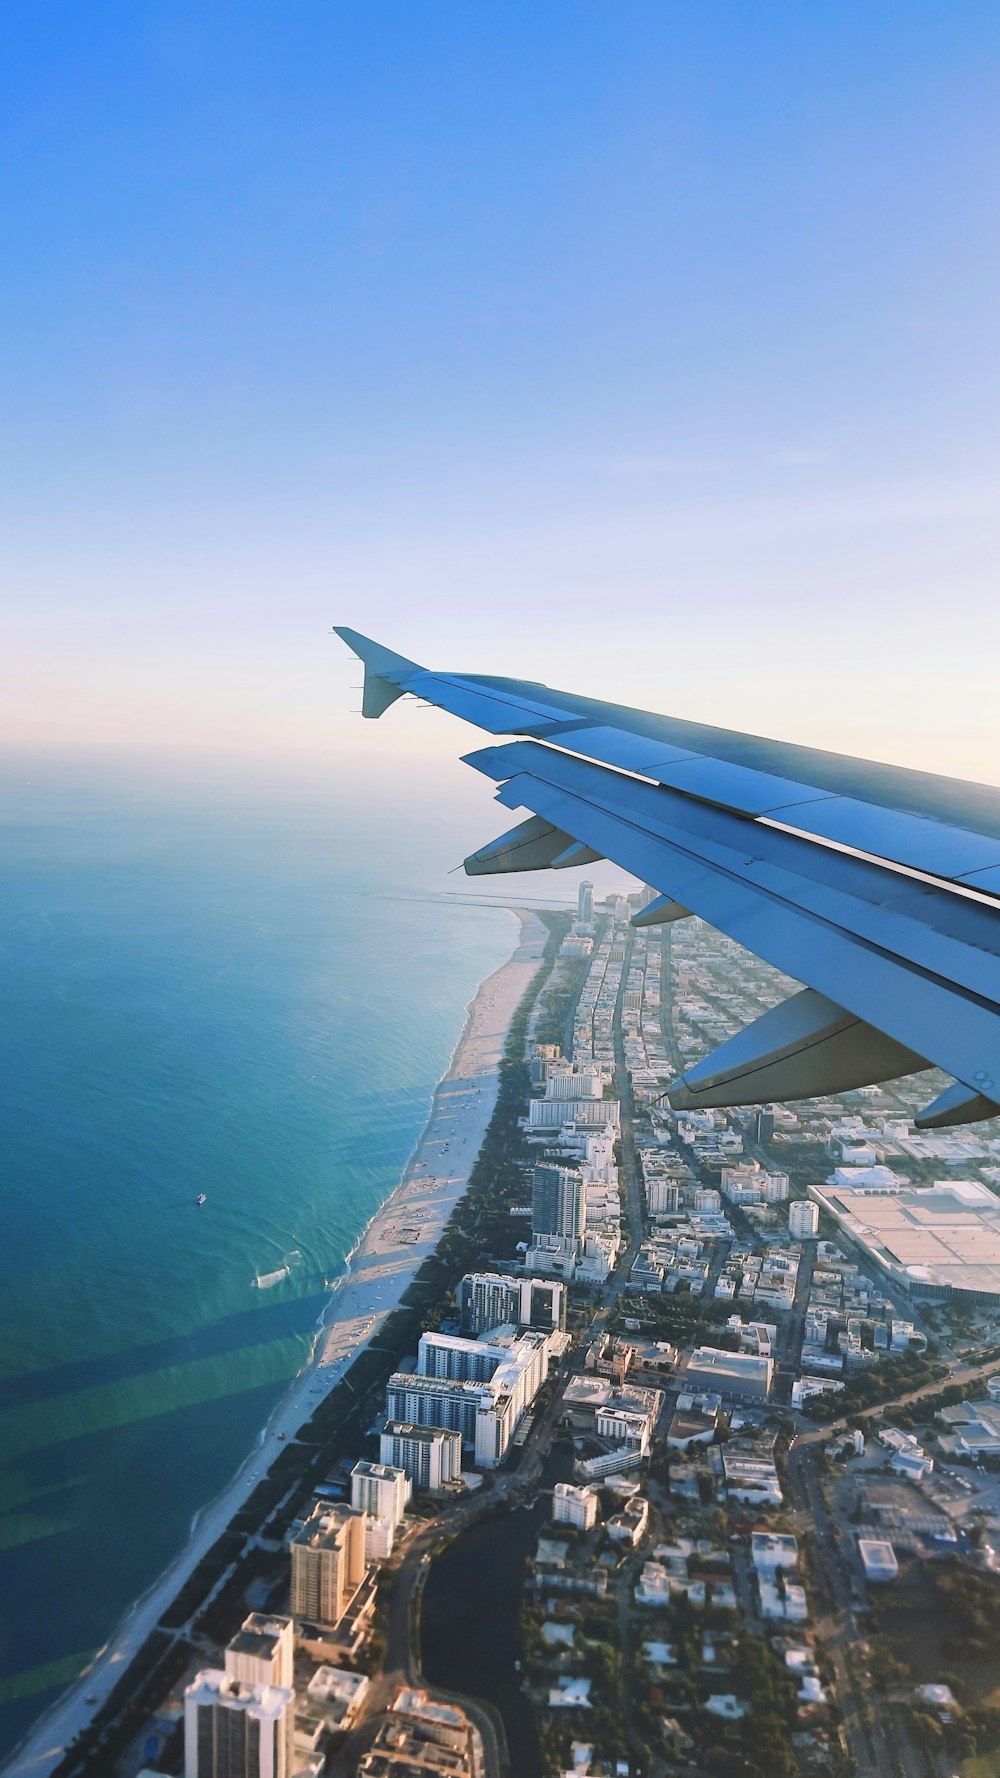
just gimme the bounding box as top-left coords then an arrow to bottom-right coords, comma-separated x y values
350,1459 -> 411,1525
417,1332 -> 499,1384
290,1505 -> 367,1631
384,1373 -> 488,1445
545,1066 -> 602,1100
223,1616 -> 294,1774
379,1422 -> 462,1491
532,1164 -> 586,1244
753,1107 -> 775,1145
762,1170 -> 790,1204
385,1371 -> 517,1470
578,880 -> 594,926
224,1614 -> 294,1690
458,1271 -> 565,1336
552,1482 -> 598,1531
184,1672 -> 293,1778
647,1178 -> 681,1216
419,1328 -> 549,1410
350,1460 -> 411,1562
388,1327 -> 550,1469
789,1199 -> 820,1240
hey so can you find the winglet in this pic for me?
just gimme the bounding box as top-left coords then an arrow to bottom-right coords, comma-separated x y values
332,627 -> 422,718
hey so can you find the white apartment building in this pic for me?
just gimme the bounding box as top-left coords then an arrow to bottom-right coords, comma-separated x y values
385,1369 -> 521,1470
528,1097 -> 619,1129
380,1422 -> 462,1491
350,1460 -> 411,1562
789,1199 -> 820,1240
350,1458 -> 411,1525
552,1482 -> 598,1531
417,1327 -> 551,1426
596,1402 -> 657,1456
184,1672 -> 293,1778
751,1532 -> 799,1573
545,1066 -> 603,1100
223,1614 -> 294,1774
647,1178 -> 681,1216
224,1614 -> 294,1692
458,1271 -> 564,1336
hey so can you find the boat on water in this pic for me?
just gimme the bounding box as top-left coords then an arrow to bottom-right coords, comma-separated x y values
196,1193 -> 207,1206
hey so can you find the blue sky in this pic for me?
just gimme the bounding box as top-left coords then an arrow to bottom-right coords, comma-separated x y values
3,2 -> 999,783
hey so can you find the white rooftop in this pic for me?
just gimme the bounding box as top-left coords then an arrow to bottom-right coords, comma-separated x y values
813,1178 -> 1000,1299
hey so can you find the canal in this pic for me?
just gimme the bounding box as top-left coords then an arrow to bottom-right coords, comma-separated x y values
420,1445 -> 574,1778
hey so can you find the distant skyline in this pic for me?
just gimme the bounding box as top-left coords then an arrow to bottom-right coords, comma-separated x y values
3,3 -> 999,783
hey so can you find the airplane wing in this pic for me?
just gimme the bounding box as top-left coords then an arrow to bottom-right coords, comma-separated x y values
333,626 -> 1000,1128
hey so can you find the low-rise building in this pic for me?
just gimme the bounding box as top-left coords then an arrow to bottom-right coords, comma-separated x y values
684,1346 -> 773,1400
759,1579 -> 808,1621
936,1396 -> 1000,1458
358,1687 -> 475,1777
305,1665 -> 370,1726
722,1447 -> 782,1506
667,1395 -> 719,1452
606,1497 -> 649,1546
858,1538 -> 899,1581
751,1532 -> 799,1573
635,1560 -> 671,1607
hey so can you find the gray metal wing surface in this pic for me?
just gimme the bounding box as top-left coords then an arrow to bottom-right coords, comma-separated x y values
333,627 -> 1000,1127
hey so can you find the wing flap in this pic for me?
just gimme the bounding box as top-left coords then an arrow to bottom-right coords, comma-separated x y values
668,988 -> 928,1110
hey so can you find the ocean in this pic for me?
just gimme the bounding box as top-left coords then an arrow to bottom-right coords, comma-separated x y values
0,763 -> 520,1762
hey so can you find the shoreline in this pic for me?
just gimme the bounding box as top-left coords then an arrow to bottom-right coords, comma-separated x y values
3,908 -> 550,1778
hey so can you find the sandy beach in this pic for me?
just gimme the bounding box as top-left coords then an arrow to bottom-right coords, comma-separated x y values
4,909 -> 549,1778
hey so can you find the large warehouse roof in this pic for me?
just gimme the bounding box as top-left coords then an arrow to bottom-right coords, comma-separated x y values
813,1178 -> 1000,1300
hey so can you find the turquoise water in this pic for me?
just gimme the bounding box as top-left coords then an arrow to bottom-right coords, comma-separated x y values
0,767 -> 517,1760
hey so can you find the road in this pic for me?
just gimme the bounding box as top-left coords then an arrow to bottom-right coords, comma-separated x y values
791,1350 -> 1000,1448
613,928 -> 648,1261
785,1439 -> 900,1778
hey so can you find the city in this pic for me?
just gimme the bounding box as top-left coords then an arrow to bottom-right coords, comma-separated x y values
44,883 -> 1000,1778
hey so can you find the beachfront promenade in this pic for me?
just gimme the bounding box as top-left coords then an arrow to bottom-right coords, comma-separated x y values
2,911 -> 549,1778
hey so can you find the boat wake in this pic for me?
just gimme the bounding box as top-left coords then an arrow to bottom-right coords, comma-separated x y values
253,1248 -> 302,1290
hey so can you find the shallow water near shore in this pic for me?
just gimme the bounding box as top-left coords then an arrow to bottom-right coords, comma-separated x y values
0,769 -> 518,1762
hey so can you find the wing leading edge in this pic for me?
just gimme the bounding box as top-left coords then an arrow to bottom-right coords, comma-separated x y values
333,627 -> 1000,1127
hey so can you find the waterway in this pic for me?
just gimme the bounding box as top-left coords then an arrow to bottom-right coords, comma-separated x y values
420,1445 -> 575,1778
